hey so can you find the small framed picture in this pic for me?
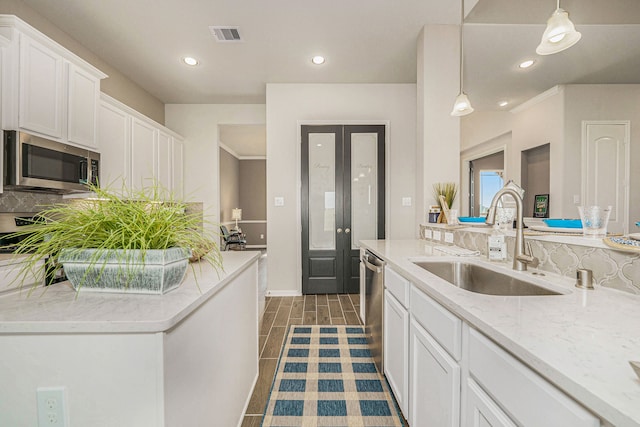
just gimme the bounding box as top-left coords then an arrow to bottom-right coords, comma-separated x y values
534,194 -> 549,218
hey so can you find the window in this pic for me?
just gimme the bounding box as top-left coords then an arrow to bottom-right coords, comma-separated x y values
479,170 -> 504,215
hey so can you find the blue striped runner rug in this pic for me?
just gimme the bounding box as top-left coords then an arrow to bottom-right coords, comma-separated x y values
261,325 -> 405,426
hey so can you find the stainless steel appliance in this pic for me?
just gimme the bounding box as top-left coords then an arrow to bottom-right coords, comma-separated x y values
3,130 -> 99,193
0,212 -> 66,285
362,249 -> 385,373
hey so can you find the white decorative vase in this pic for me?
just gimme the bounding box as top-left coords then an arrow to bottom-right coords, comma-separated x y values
58,247 -> 190,294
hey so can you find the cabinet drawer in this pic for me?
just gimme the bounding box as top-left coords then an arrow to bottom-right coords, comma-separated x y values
385,266 -> 410,307
410,285 -> 461,361
468,328 -> 599,427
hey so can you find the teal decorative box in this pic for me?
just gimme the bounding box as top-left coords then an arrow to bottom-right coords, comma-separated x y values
58,247 -> 190,294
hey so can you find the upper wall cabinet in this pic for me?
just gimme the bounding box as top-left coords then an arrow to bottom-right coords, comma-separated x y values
99,94 -> 184,199
0,15 -> 107,149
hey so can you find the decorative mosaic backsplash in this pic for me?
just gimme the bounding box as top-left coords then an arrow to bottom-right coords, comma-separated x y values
0,190 -> 63,213
420,225 -> 640,295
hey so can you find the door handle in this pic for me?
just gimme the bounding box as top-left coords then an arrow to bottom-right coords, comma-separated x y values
337,228 -> 343,234
345,228 -> 351,234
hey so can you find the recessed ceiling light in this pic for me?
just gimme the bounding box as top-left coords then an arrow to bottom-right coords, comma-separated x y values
311,55 -> 325,65
183,57 -> 199,66
498,101 -> 509,107
519,59 -> 535,69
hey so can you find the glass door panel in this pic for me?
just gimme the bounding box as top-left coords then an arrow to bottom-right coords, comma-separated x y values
308,133 -> 336,250
350,133 -> 378,250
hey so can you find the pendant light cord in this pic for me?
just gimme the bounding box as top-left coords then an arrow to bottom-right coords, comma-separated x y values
459,0 -> 464,93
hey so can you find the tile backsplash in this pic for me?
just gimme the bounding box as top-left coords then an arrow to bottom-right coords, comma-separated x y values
0,190 -> 63,213
420,224 -> 640,295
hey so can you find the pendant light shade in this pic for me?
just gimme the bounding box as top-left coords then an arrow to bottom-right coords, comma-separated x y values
536,2 -> 581,55
451,92 -> 474,116
450,0 -> 473,117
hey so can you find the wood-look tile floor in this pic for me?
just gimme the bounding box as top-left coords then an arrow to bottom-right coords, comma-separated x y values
241,294 -> 362,426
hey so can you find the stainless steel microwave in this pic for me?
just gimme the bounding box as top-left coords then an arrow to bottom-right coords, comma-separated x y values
3,130 -> 99,193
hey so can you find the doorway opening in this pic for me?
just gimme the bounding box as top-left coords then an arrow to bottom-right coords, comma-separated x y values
521,143 -> 550,218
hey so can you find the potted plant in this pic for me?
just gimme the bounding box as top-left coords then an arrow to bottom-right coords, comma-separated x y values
10,183 -> 222,295
432,182 -> 458,224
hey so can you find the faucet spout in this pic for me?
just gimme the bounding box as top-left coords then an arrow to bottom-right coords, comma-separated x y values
485,180 -> 539,271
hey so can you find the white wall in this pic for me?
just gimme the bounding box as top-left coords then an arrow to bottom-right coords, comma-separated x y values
418,25 -> 462,218
564,84 -> 640,231
462,84 -> 640,226
266,83 -> 416,295
461,87 -> 564,217
164,104 -> 266,232
511,88 -> 564,218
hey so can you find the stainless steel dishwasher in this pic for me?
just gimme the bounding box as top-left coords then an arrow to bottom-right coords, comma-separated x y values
362,250 -> 385,374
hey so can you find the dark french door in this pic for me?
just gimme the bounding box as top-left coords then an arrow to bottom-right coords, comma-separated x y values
301,125 -> 385,294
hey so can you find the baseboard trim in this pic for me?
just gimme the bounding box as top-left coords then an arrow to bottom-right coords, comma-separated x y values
266,290 -> 302,297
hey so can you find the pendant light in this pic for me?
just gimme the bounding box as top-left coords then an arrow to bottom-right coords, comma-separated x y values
536,0 -> 581,55
451,0 -> 474,117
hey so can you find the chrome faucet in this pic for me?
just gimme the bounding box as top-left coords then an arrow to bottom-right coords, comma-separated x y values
485,180 -> 539,271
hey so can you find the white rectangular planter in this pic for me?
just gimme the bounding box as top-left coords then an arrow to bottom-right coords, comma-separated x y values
58,247 -> 190,294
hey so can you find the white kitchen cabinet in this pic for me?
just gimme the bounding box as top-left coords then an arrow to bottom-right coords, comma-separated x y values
157,130 -> 172,191
464,378 -> 516,427
383,289 -> 409,416
98,98 -> 130,188
467,327 -> 599,427
0,16 -> 107,148
409,317 -> 460,427
18,33 -> 64,138
130,117 -> 158,192
171,136 -> 184,199
98,94 -> 185,199
67,61 -> 100,149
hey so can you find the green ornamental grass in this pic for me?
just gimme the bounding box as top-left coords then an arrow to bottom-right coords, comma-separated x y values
432,182 -> 458,209
8,183 -> 222,292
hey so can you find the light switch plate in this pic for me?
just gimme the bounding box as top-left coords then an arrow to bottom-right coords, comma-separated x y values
402,197 -> 412,207
433,230 -> 442,241
274,197 -> 284,207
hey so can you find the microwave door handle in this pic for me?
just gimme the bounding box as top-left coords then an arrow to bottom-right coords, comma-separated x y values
79,159 -> 88,183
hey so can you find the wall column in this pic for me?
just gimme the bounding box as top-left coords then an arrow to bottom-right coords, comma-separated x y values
416,24 -> 461,225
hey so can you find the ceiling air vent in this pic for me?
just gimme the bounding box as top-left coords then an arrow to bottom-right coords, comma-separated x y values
209,26 -> 242,42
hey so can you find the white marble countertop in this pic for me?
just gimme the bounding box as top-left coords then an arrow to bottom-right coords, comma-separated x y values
0,251 -> 261,334
361,239 -> 640,427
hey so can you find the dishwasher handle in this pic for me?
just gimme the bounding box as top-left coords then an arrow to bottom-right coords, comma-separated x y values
362,254 -> 383,274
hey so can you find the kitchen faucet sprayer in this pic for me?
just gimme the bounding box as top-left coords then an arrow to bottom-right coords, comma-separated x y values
485,180 -> 539,271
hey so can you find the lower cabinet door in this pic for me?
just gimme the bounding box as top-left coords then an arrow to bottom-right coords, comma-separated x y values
465,378 -> 517,427
409,318 -> 460,427
383,290 -> 409,416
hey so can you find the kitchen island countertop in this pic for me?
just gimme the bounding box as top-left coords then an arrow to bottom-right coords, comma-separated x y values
0,250 -> 261,334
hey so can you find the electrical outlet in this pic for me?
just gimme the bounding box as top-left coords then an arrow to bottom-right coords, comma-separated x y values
444,232 -> 454,243
433,230 -> 442,241
423,229 -> 432,239
37,387 -> 68,426
401,197 -> 412,207
274,197 -> 284,207
573,194 -> 580,204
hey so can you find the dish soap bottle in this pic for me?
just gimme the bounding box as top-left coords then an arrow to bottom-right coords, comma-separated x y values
487,226 -> 507,262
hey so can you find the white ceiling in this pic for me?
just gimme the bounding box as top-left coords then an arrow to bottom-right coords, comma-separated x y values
18,0 -> 640,116
219,124 -> 266,157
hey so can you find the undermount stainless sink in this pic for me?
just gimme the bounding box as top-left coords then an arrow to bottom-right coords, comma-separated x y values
413,261 -> 564,296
